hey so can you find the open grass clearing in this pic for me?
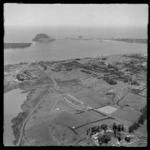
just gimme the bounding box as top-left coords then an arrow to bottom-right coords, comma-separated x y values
52,100 -> 77,114
72,88 -> 110,108
76,110 -> 105,123
24,90 -> 62,129
48,71 -> 71,81
49,123 -> 80,145
111,108 -> 141,123
49,111 -> 87,128
24,121 -> 58,146
118,93 -> 146,111
65,69 -> 88,79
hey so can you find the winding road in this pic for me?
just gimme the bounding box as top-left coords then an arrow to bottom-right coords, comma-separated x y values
16,69 -> 59,146
16,87 -> 50,146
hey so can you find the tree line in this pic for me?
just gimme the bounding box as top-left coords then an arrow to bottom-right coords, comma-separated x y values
128,104 -> 147,133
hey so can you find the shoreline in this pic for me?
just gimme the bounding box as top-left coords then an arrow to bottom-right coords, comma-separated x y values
65,38 -> 147,44
4,52 -> 147,146
4,43 -> 32,49
4,51 -> 147,66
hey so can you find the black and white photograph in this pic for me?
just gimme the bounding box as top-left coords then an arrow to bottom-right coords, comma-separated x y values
4,4 -> 148,146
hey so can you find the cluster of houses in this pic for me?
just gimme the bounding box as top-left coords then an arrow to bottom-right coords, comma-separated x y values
87,125 -> 137,146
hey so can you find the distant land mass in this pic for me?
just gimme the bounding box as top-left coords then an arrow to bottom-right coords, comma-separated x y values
4,43 -> 32,49
111,38 -> 147,44
32,33 -> 55,43
66,37 -> 147,44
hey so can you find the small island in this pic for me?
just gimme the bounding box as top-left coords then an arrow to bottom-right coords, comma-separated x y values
4,43 -> 32,49
32,33 -> 55,43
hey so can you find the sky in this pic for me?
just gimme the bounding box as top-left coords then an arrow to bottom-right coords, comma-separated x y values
4,4 -> 148,28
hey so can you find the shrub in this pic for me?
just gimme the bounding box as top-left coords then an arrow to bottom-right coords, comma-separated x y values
102,57 -> 106,60
98,134 -> 111,145
101,124 -> 108,132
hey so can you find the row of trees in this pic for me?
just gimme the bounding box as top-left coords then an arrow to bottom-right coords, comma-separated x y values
129,105 -> 147,133
87,124 -> 108,136
112,123 -> 125,133
87,123 -> 126,136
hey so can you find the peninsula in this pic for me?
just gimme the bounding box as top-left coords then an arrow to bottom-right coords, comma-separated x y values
110,39 -> 147,44
4,43 -> 32,49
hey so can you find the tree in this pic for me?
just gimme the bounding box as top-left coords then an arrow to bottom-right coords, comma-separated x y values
98,134 -> 111,145
116,132 -> 123,141
117,124 -> 124,132
125,136 -> 131,142
101,124 -> 108,132
134,122 -> 140,130
112,123 -> 117,131
102,57 -> 106,60
117,124 -> 121,132
129,125 -> 134,133
138,116 -> 145,125
120,124 -> 125,132
128,122 -> 140,133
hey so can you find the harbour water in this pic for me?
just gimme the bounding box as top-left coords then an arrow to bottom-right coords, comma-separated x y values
4,89 -> 28,146
4,26 -> 147,65
4,39 -> 147,65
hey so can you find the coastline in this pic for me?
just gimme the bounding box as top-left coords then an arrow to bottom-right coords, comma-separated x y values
4,52 -> 147,146
65,38 -> 147,44
4,43 -> 32,49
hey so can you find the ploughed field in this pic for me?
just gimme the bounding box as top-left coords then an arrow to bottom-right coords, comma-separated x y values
4,53 -> 147,146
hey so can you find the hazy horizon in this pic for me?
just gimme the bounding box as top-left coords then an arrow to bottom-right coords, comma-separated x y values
4,26 -> 147,43
4,4 -> 148,28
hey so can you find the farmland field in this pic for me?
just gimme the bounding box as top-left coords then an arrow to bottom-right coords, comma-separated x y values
76,111 -> 105,122
72,88 -> 110,108
5,53 -> 147,146
118,93 -> 146,111
49,111 -> 87,128
111,108 -> 141,123
24,121 -> 58,146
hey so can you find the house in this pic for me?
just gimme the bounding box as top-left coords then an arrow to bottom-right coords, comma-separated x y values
92,134 -> 99,140
106,129 -> 113,133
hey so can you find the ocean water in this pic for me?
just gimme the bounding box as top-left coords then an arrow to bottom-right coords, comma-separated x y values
4,26 -> 147,64
4,89 -> 28,146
